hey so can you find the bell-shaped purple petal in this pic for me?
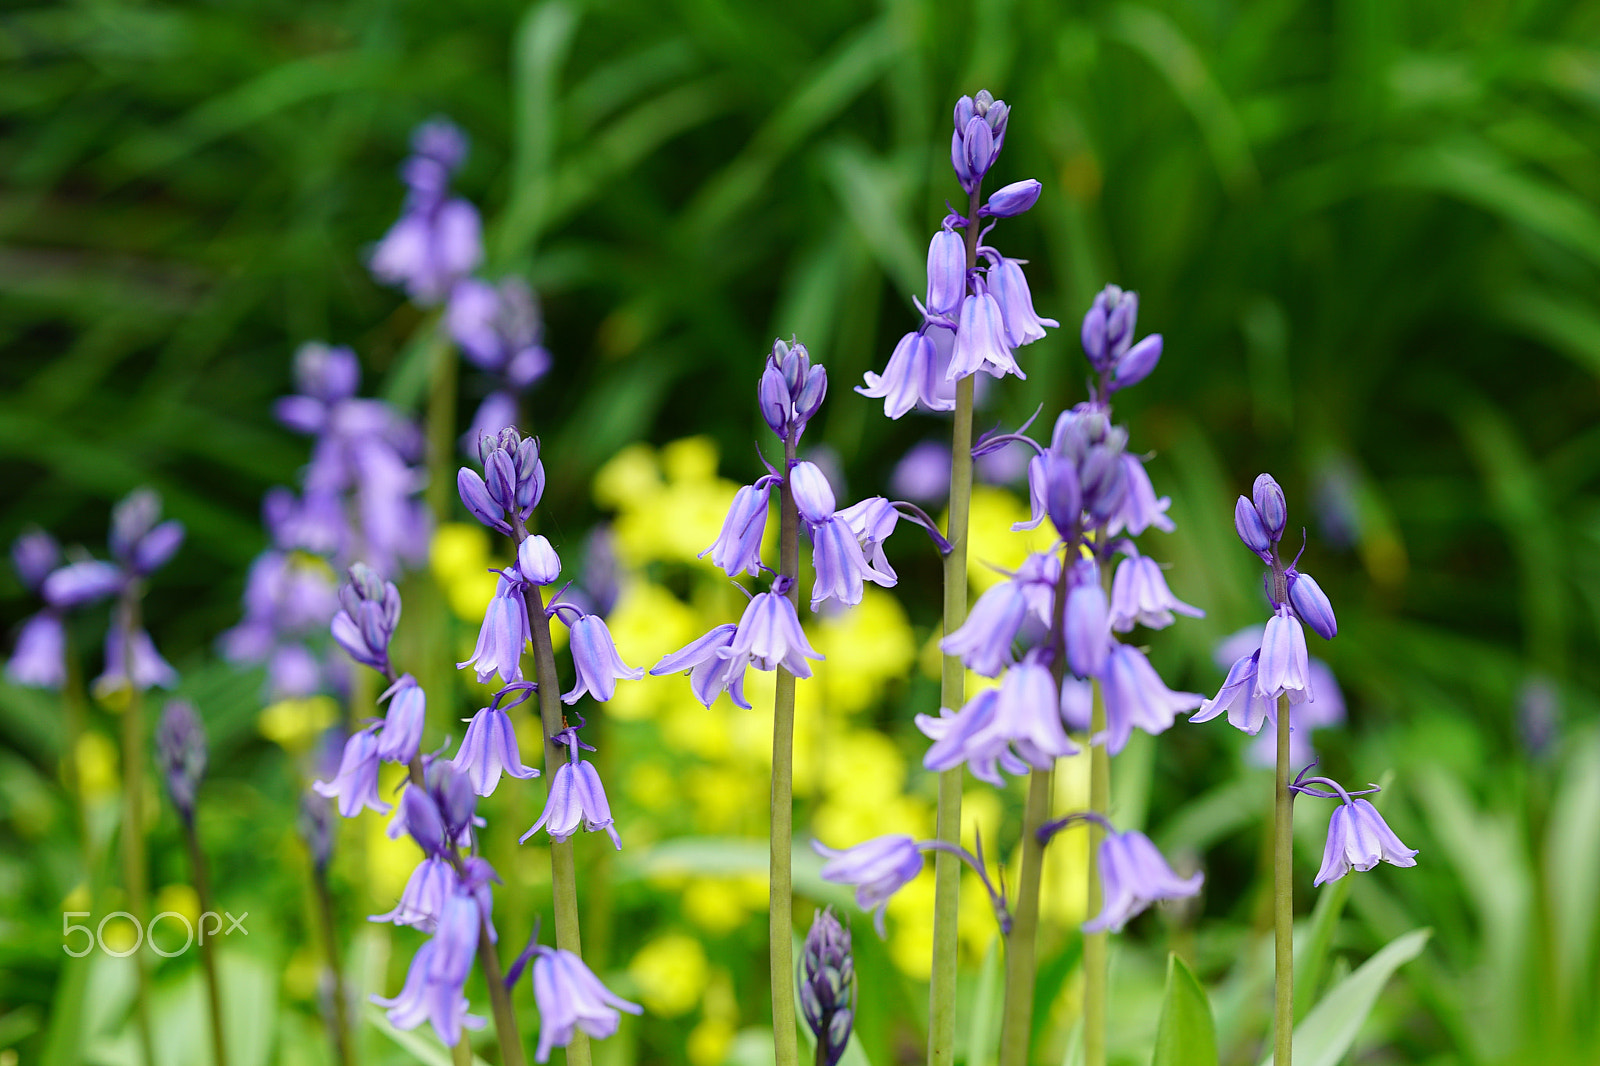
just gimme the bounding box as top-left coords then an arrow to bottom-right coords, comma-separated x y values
650,624 -> 752,710
858,330 -> 955,420
313,727 -> 391,817
12,529 -> 60,591
7,611 -> 66,689
517,535 -> 561,586
809,515 -> 894,610
520,758 -> 621,849
925,229 -> 967,317
1255,606 -> 1312,702
458,582 -> 529,686
1190,650 -> 1275,736
1096,642 -> 1204,755
789,462 -> 838,527
1082,829 -> 1203,933
562,614 -> 644,704
370,855 -> 455,930
982,179 -> 1042,218
703,482 -> 771,578
1065,560 -> 1111,678
132,520 -> 185,576
1252,473 -> 1288,540
96,622 -> 179,694
1313,799 -> 1418,886
41,561 -> 123,609
1107,454 -> 1174,537
1110,334 -> 1162,391
989,652 -> 1080,769
1109,554 -> 1203,632
941,579 -> 1028,678
723,591 -> 824,678
527,948 -> 642,1064
1287,570 -> 1337,640
948,292 -> 1023,382
987,257 -> 1057,349
377,675 -> 427,764
450,706 -> 540,796
814,835 -> 924,937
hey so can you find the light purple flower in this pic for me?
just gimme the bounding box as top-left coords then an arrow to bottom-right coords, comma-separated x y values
521,744 -> 620,849
789,462 -> 837,527
889,442 -> 951,504
1109,552 -> 1202,632
1110,334 -> 1162,392
7,612 -> 66,688
41,560 -> 123,609
941,579 -> 1029,678
458,578 -> 529,686
837,496 -> 901,581
1082,829 -> 1203,933
332,562 -> 403,673
985,255 -> 1057,348
986,651 -> 1080,769
95,620 -> 179,694
314,726 -> 391,817
371,196 -> 483,306
650,624 -> 751,709
924,229 -> 967,317
916,690 -> 1025,787
370,856 -> 455,931
562,613 -> 643,704
858,329 -> 955,419
447,277 -> 551,382
1287,569 -> 1337,640
703,482 -> 771,578
814,835 -> 924,936
522,947 -> 642,1064
1313,798 -> 1418,885
982,179 -> 1042,218
1255,605 -> 1311,702
1252,473 -> 1287,541
450,705 -> 540,796
1190,650 -> 1275,736
1107,454 -> 1174,537
1080,284 -> 1139,374
371,891 -> 485,1047
1065,558 -> 1111,678
809,515 -> 893,610
722,588 -> 823,678
947,291 -> 1023,382
518,535 -> 561,586
377,675 -> 427,764
11,529 -> 60,591
1096,642 -> 1204,755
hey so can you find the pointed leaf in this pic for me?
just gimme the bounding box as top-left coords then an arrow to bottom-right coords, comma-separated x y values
1152,953 -> 1217,1066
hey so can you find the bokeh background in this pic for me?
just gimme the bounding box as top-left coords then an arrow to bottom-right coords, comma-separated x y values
3,0 -> 1599,1064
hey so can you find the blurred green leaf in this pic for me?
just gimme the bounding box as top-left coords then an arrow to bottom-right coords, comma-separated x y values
1151,953 -> 1217,1066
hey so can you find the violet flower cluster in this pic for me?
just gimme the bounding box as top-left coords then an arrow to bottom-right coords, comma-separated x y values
859,91 -> 1056,419
7,490 -> 184,694
221,341 -> 428,700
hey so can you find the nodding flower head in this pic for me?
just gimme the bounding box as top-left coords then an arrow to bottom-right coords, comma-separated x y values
1082,827 -> 1203,933
332,562 -> 402,674
459,428 -> 545,532
1080,284 -> 1139,375
109,489 -> 185,577
814,835 -> 924,937
504,941 -> 641,1064
761,338 -> 828,442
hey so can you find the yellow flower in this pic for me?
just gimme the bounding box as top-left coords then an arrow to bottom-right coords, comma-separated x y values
430,522 -> 503,622
688,1019 -> 736,1066
74,731 -> 120,800
682,879 -> 752,936
812,589 -> 916,714
628,933 -> 710,1017
964,485 -> 1053,593
258,696 -> 339,752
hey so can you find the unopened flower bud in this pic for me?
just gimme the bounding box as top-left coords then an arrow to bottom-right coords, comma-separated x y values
429,761 -> 478,839
1234,496 -> 1272,556
156,699 -> 207,823
402,783 -> 446,855
983,179 -> 1041,218
800,908 -> 855,1066
794,364 -> 828,426
759,364 -> 792,438
1111,334 -> 1162,392
789,462 -> 837,525
1287,569 -> 1337,640
298,790 -> 334,874
517,535 -> 561,585
1252,473 -> 1287,541
925,229 -> 967,316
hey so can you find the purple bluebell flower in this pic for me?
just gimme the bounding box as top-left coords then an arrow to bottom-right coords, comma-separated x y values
941,579 -> 1029,677
650,624 -> 751,709
925,229 -> 967,317
431,760 -> 481,843
371,891 -> 485,1047
1109,551 -> 1203,632
314,726 -> 391,817
858,329 -> 956,419
448,277 -> 551,381
1079,284 -> 1139,375
561,613 -> 643,704
889,441 -> 951,504
1065,558 -> 1110,678
1110,335 -> 1162,392
703,481 -> 771,578
299,790 -> 334,875
981,179 -> 1042,218
1107,455 -> 1175,537
1190,649 -> 1276,736
155,699 -> 207,824
511,945 -> 641,1064
371,121 -> 483,306
1255,605 -> 1312,702
837,496 -> 901,581
1286,569 -> 1337,640
12,529 -> 59,591
814,835 -> 924,936
987,650 -> 1081,768
723,585 -> 824,678
521,730 -> 620,848
96,618 -> 179,694
399,782 -> 447,855
984,254 -> 1057,349
377,674 -> 427,764
809,515 -> 893,610
789,462 -> 837,527
516,535 -> 561,587
761,338 -> 829,442
1082,829 -> 1204,933
458,576 -> 529,685
917,690 -> 1024,787
578,526 -> 622,617
1061,676 -> 1094,731
799,908 -> 855,1066
1312,798 -> 1418,884
1096,642 -> 1204,755
450,703 -> 539,796
42,560 -> 123,609
1234,494 -> 1272,557
1252,473 -> 1287,541
371,855 -> 455,931
7,612 -> 66,688
951,91 -> 1009,194
332,563 -> 402,674
948,290 -> 1023,382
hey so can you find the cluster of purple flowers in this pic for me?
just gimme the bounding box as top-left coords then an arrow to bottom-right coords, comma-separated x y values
221,342 -> 429,700
859,91 -> 1056,419
7,489 -> 184,694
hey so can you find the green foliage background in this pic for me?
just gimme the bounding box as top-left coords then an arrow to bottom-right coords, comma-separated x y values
3,0 -> 1599,1063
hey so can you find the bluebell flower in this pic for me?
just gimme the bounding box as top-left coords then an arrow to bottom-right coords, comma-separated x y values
981,179 -> 1042,218
370,121 -> 483,306
521,731 -> 620,848
722,586 -> 823,678
1234,494 -> 1272,556
1109,551 -> 1202,632
7,612 -> 66,688
1313,798 -> 1418,885
814,835 -> 924,936
399,781 -> 447,854
450,703 -> 539,796
155,699 -> 207,824
947,290 -> 1023,382
917,690 -> 1026,787
950,91 -> 1008,193
561,613 -> 644,704
517,535 -> 561,586
332,562 -> 402,674
1079,284 -> 1139,375
1096,642 -> 1203,755
11,529 -> 60,591
650,624 -> 751,709
447,277 -> 552,384
1190,649 -> 1275,736
1106,455 -> 1175,537
703,482 -> 771,578
458,576 -> 529,686
987,650 -> 1080,769
789,462 -> 837,527
1255,605 -> 1312,702
941,579 -> 1029,678
314,726 -> 391,817
889,441 -> 951,504
837,496 -> 901,581
1287,569 -> 1337,640
1252,473 -> 1287,541
41,560 -> 123,609
924,229 -> 967,318
95,618 -> 179,695
1061,676 -> 1094,731
371,891 -> 485,1047
1082,829 -> 1203,933
370,855 -> 455,931
377,674 -> 427,764
1109,335 -> 1162,392
799,908 -> 855,1066
984,254 -> 1057,348
1065,558 -> 1111,678
760,338 -> 829,442
513,946 -> 641,1064
809,515 -> 893,610
863,328 -> 953,419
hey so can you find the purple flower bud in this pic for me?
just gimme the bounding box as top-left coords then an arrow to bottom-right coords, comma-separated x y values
794,363 -> 828,427
517,535 -> 561,586
451,705 -> 539,796
562,614 -> 644,704
314,727 -> 391,817
299,790 -> 334,874
429,761 -> 479,839
789,462 -> 837,526
521,946 -> 641,1063
925,229 -> 967,317
1082,829 -> 1203,933
651,624 -> 751,710
377,675 -> 427,764
986,257 -> 1057,349
458,467 -> 509,534
1255,605 -> 1311,702
513,436 -> 545,514
6,611 -> 66,689
131,520 -> 185,576
1080,446 -> 1128,524
110,489 -> 162,563
333,564 -> 402,673
11,530 -> 59,592
703,482 -> 771,578
485,449 -> 519,513
858,330 -> 955,419
1110,334 -> 1162,392
723,590 -> 824,678
1081,301 -> 1109,371
800,909 -> 855,1066
759,363 -> 792,437
1252,473 -> 1287,541
155,699 -> 207,823
1287,569 -> 1337,640
1066,559 -> 1110,678
1043,454 -> 1083,535
948,292 -> 1023,382
814,835 -> 924,936
982,179 -> 1042,218
1234,496 -> 1272,556
1313,798 -> 1418,885
961,116 -> 994,191
401,783 -> 446,855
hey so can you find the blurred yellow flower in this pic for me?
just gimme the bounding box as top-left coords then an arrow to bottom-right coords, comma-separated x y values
74,731 -> 119,800
812,589 -> 916,714
154,883 -> 201,928
430,522 -> 502,622
688,1018 -> 736,1066
682,878 -> 753,936
629,933 -> 710,1017
258,696 -> 339,752
964,485 -> 1052,592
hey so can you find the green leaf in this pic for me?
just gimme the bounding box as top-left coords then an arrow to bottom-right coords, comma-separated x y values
964,936 -> 1003,1066
1259,928 -> 1432,1066
366,1004 -> 493,1066
1151,953 -> 1217,1066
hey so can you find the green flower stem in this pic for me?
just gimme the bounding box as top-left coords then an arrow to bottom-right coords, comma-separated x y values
312,864 -> 355,1066
1083,683 -> 1110,1066
423,324 -> 458,521
1273,691 -> 1294,1066
118,597 -> 157,1066
929,183 -> 985,1066
771,434 -> 801,1066
477,922 -> 527,1066
182,816 -> 229,1066
997,766 -> 1054,1066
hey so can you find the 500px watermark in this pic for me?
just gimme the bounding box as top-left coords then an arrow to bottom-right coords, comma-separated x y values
62,910 -> 247,957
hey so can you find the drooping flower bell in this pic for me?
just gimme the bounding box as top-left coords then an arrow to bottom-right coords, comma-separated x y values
450,693 -> 540,797
650,623 -> 752,709
721,580 -> 824,678
370,119 -> 483,306
520,727 -> 620,849
799,909 -> 856,1066
1081,826 -> 1203,933
1289,769 -> 1418,885
559,611 -> 644,704
314,725 -> 390,817
813,835 -> 924,936
504,939 -> 642,1064
370,890 -> 486,1047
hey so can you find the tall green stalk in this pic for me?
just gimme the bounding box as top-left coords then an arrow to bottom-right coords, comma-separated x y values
928,184 -> 984,1066
118,598 -> 156,1066
1273,692 -> 1294,1066
1083,684 -> 1110,1066
311,863 -> 354,1066
182,817 -> 229,1066
771,435 -> 801,1066
997,767 -> 1054,1065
